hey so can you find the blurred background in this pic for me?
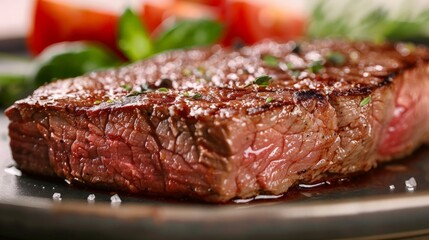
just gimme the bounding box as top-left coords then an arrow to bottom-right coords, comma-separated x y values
1,0 -> 429,107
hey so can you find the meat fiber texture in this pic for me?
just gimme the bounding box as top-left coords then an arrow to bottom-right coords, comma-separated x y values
6,40 -> 429,202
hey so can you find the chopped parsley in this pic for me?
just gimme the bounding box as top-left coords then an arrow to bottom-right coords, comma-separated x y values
196,66 -> 206,75
106,99 -> 115,103
182,68 -> 192,76
191,92 -> 203,100
265,97 -> 273,103
309,60 -> 324,74
121,84 -> 132,91
253,75 -> 272,87
93,100 -> 102,105
126,91 -> 143,97
262,55 -> 279,67
291,70 -> 301,78
360,96 -> 371,107
157,87 -> 169,92
326,52 -> 346,66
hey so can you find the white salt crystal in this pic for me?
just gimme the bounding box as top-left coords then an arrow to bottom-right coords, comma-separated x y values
4,166 -> 22,176
405,177 -> 417,188
389,185 -> 395,191
64,179 -> 71,184
110,194 -> 121,203
52,192 -> 62,201
405,177 -> 417,192
87,194 -> 96,202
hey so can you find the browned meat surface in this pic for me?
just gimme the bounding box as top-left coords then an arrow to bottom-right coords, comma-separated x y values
6,40 -> 429,202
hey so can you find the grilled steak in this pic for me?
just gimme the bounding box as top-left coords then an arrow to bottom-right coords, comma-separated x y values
6,40 -> 429,202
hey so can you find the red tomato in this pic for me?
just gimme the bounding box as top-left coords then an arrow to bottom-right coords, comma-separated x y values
28,0 -> 119,55
140,0 -> 222,36
181,0 -> 226,7
224,0 -> 307,45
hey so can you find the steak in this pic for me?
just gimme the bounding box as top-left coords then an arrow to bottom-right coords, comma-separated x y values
6,40 -> 429,202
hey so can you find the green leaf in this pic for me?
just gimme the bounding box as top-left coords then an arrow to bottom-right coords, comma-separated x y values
121,84 -> 133,91
253,75 -> 272,87
191,92 -> 203,100
308,0 -> 429,41
154,19 -> 223,52
326,52 -> 346,66
0,74 -> 32,107
118,8 -> 153,61
262,55 -> 279,67
360,96 -> 371,107
265,97 -> 273,103
309,60 -> 324,74
157,87 -> 169,92
34,42 -> 120,86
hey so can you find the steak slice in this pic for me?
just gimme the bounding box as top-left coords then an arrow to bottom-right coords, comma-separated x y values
6,40 -> 429,202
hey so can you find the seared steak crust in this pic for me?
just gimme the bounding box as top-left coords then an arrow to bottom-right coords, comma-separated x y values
6,40 -> 429,202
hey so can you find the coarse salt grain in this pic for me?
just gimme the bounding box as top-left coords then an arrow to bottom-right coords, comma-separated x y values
405,177 -> 417,192
52,192 -> 62,201
87,194 -> 96,202
110,194 -> 122,203
389,185 -> 395,191
4,166 -> 22,176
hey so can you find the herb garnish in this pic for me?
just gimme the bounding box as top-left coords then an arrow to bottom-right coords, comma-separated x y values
291,70 -> 301,78
93,100 -> 102,105
309,60 -> 324,74
308,0 -> 429,42
360,96 -> 371,107
106,99 -> 115,103
191,92 -> 203,100
118,8 -> 153,61
182,68 -> 192,76
253,75 -> 272,87
157,87 -> 169,92
196,66 -> 206,75
265,97 -> 273,103
121,84 -> 132,91
326,52 -> 346,66
126,91 -> 143,97
262,55 -> 279,67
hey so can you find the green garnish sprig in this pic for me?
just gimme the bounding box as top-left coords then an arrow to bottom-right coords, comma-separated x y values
253,75 -> 273,87
360,96 -> 371,107
326,52 -> 346,66
309,60 -> 324,74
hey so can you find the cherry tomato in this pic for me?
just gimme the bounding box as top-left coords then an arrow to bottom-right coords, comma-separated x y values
140,0 -> 222,36
28,0 -> 119,55
223,0 -> 307,45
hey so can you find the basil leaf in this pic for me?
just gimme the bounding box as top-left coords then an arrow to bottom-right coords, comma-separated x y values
118,8 -> 153,61
34,42 -> 119,86
154,19 -> 223,52
0,74 -> 32,107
